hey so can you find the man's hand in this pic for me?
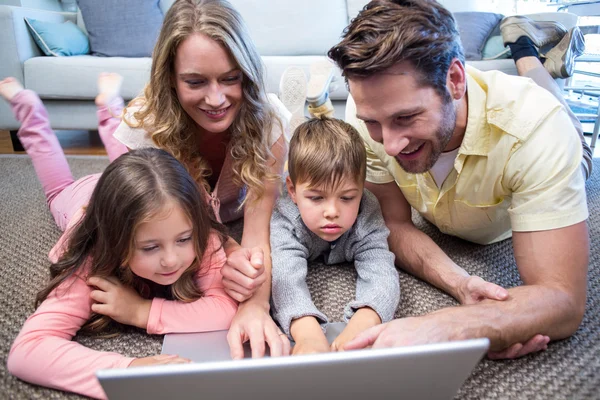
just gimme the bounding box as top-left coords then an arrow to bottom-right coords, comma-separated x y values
129,354 -> 191,367
88,276 -> 151,329
226,301 -> 291,359
344,316 -> 449,350
487,334 -> 550,359
222,246 -> 266,302
331,308 -> 382,352
457,275 -> 509,305
345,314 -> 551,360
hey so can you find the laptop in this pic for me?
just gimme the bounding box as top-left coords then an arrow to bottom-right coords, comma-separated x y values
97,322 -> 488,400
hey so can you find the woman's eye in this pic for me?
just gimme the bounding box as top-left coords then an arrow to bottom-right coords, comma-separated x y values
177,237 -> 192,244
223,74 -> 241,83
186,80 -> 205,87
341,197 -> 356,201
142,245 -> 158,252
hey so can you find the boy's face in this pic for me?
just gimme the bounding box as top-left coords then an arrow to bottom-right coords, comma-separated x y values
287,176 -> 363,242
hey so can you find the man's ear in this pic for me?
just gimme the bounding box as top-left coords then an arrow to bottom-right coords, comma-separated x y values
286,176 -> 297,203
446,58 -> 467,100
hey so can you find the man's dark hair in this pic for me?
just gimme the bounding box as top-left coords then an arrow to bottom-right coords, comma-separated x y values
328,0 -> 465,98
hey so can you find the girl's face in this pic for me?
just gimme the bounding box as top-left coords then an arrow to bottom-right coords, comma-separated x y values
128,201 -> 196,286
174,33 -> 244,136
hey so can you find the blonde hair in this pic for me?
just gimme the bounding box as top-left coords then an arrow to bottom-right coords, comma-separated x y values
125,0 -> 281,202
288,117 -> 366,189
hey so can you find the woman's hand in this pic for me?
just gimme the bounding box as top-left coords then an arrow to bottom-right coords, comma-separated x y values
221,246 -> 266,302
226,301 -> 291,359
88,276 -> 151,329
129,354 -> 191,367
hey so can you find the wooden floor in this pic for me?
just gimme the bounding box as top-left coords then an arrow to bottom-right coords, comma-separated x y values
0,129 -> 107,156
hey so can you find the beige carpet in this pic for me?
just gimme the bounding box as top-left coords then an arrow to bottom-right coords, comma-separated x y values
0,154 -> 599,399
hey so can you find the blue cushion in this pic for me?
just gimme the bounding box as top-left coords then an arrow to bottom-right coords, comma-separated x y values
482,35 -> 511,60
454,12 -> 504,61
24,18 -> 89,57
76,0 -> 163,57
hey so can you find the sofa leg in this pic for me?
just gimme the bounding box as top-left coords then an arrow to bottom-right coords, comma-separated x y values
9,130 -> 24,152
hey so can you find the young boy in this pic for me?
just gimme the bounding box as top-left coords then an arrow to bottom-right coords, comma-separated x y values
271,117 -> 400,355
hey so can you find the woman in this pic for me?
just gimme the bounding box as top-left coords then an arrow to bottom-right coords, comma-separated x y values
113,0 -> 291,358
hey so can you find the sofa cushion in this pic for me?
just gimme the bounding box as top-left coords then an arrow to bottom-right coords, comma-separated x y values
76,0 -> 163,57
228,0 -> 348,56
454,12 -> 503,61
24,17 -> 89,57
24,56 -> 152,99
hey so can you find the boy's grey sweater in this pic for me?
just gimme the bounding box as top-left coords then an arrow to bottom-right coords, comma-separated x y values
270,189 -> 400,336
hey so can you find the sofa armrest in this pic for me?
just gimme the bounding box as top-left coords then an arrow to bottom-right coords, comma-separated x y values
0,5 -> 77,82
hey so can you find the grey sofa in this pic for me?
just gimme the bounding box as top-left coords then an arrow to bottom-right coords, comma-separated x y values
0,0 -> 578,131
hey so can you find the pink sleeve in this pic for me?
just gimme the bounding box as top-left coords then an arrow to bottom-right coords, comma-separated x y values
7,271 -> 134,400
146,234 -> 238,334
48,207 -> 86,263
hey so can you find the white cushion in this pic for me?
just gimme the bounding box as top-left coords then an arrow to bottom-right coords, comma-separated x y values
24,55 -> 151,99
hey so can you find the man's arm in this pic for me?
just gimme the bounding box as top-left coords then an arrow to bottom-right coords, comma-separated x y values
346,220 -> 588,353
366,181 -> 507,303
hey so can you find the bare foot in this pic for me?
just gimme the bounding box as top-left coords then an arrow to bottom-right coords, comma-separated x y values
95,72 -> 123,107
0,77 -> 24,102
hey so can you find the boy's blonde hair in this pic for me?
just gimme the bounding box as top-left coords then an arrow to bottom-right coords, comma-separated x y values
288,117 -> 366,189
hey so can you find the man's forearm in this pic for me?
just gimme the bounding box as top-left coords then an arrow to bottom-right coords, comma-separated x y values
428,284 -> 585,350
388,221 -> 469,300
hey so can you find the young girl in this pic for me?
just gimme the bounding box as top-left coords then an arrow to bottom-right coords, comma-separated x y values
1,79 -> 237,399
111,0 -> 292,358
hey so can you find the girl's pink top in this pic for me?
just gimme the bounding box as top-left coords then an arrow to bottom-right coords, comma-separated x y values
7,210 -> 237,399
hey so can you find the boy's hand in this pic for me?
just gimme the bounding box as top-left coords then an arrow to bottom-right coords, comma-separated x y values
290,316 -> 330,356
129,354 -> 191,367
292,338 -> 331,355
331,308 -> 381,352
88,276 -> 151,329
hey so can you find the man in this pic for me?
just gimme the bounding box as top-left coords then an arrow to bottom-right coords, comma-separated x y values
328,0 -> 589,359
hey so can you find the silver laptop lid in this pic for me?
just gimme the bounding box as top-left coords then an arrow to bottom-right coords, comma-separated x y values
97,337 -> 489,400
161,322 -> 348,362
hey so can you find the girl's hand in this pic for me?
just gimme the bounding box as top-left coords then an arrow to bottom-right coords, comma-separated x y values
129,354 -> 191,367
88,276 -> 151,329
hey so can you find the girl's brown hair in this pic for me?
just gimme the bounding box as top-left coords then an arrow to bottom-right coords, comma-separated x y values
36,148 -> 228,334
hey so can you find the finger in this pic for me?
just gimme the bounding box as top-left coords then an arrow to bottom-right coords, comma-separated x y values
482,282 -> 509,301
344,324 -> 387,350
223,287 -> 251,303
89,290 -> 110,304
222,279 -> 253,298
515,335 -> 550,358
488,343 -> 523,360
164,357 -> 192,365
221,266 -> 260,291
249,247 -> 264,269
264,326 -> 284,357
248,326 -> 267,359
282,333 -> 292,356
90,303 -> 111,316
87,276 -> 113,291
227,327 -> 246,360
